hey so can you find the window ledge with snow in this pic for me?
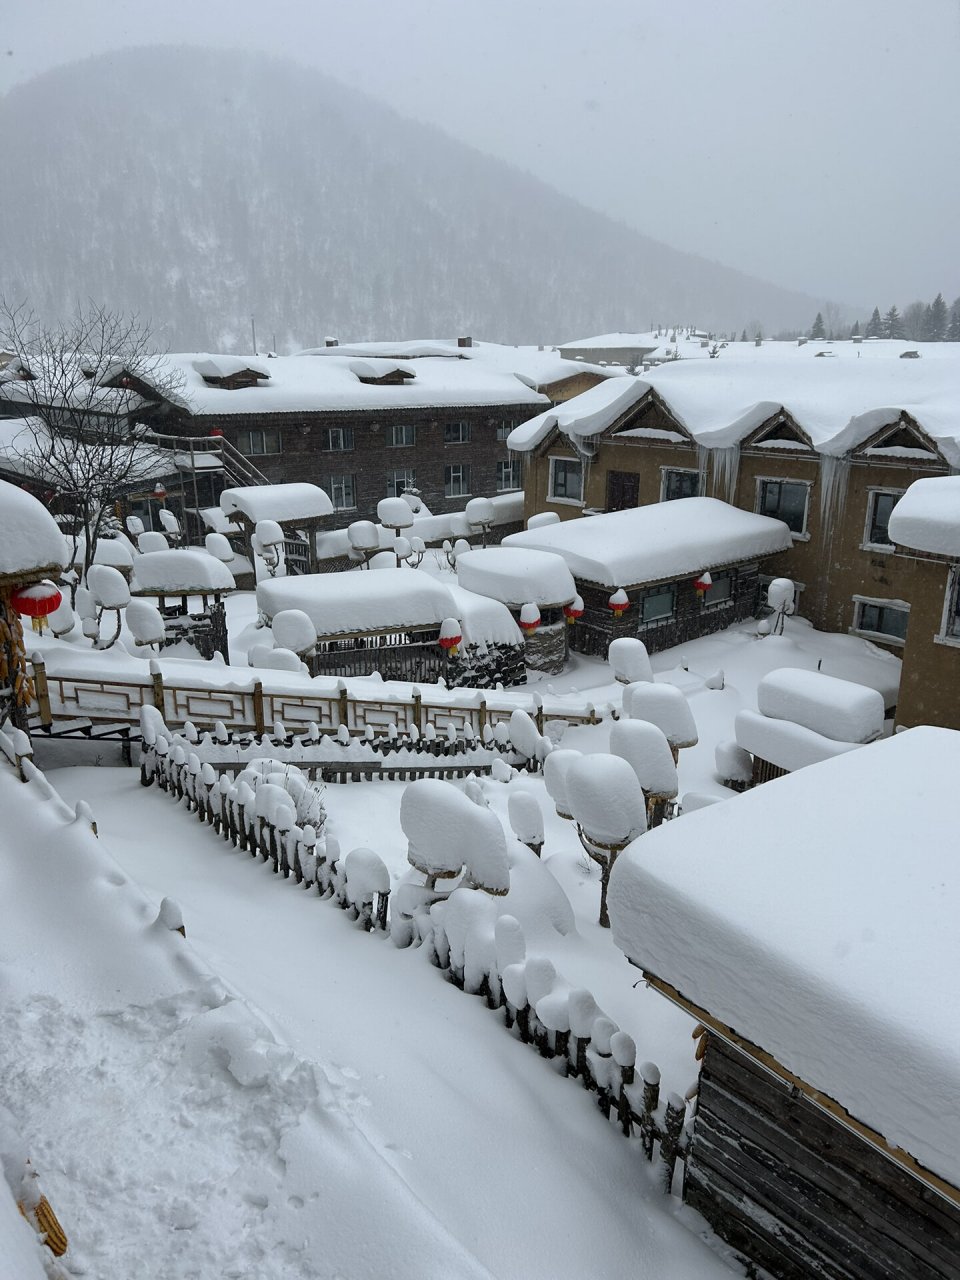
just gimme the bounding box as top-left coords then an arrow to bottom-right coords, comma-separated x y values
848,627 -> 906,648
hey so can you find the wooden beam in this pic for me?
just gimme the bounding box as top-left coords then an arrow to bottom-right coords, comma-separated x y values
642,970 -> 960,1212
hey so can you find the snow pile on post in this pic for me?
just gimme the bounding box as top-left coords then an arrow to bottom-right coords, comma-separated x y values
608,638 -> 653,685
0,478 -> 67,577
131,549 -> 235,594
401,779 -> 510,895
624,683 -> 698,750
455,548 -> 575,608
504,498 -> 793,588
609,720 -> 678,799
609,727 -> 960,1192
566,756 -> 646,849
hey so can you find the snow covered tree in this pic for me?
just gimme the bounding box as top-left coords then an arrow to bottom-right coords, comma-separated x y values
882,305 -> 903,340
566,755 -> 645,928
924,293 -> 948,342
902,301 -> 926,340
865,306 -> 883,338
948,297 -> 960,343
0,301 -> 183,587
810,312 -> 826,340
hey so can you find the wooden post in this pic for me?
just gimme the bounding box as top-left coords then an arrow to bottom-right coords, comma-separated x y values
658,1093 -> 686,1193
639,1062 -> 661,1160
411,690 -> 422,734
152,666 -> 165,712
252,681 -> 265,736
478,696 -> 487,739
338,682 -> 349,734
32,655 -> 52,728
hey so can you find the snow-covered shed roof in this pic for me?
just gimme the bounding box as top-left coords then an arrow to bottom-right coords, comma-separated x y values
131,549 -> 235,595
888,476 -> 960,557
257,569 -> 460,636
156,350 -> 549,416
220,483 -> 334,524
609,727 -> 960,1191
503,498 -> 793,588
444,584 -> 524,648
0,478 -> 67,580
456,547 -> 576,608
509,341 -> 960,463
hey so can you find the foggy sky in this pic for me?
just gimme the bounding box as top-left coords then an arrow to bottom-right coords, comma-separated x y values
4,0 -> 958,311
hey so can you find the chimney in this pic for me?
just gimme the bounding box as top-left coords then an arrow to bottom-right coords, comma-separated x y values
324,336 -> 339,348
457,336 -> 473,348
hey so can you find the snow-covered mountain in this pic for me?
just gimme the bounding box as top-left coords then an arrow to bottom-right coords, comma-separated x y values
0,47 -> 825,350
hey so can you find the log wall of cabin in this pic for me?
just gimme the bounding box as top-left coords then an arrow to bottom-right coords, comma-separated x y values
685,1033 -> 960,1280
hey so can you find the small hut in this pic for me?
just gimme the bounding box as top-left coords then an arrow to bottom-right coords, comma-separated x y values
130,548 -> 235,661
219,483 -> 335,575
455,547 -> 577,673
257,569 -> 526,687
609,728 -> 960,1279
503,497 -> 793,656
0,480 -> 67,728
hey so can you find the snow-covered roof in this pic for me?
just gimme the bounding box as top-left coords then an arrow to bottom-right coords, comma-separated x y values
456,547 -> 576,608
220,483 -> 334,524
444,584 -> 524,648
156,350 -> 550,416
0,478 -> 67,579
755,667 -> 884,744
503,498 -> 793,588
257,569 -> 461,636
609,727 -> 960,1190
131,549 -> 235,594
0,415 -> 174,485
558,331 -> 662,350
888,476 -> 960,557
509,341 -> 960,463
314,492 -> 524,562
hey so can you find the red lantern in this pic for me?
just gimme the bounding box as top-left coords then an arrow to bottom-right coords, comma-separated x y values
438,617 -> 462,657
208,428 -> 224,438
608,589 -> 629,618
519,603 -> 541,636
563,595 -> 584,626
694,572 -> 713,597
10,580 -> 63,633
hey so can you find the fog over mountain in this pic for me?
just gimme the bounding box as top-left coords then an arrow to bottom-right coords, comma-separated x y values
1,47 -> 831,350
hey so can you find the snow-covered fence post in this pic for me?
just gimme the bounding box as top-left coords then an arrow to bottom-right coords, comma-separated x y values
658,1093 -> 687,1193
252,680 -> 266,736
568,989 -> 602,1082
567,755 -> 646,928
611,1031 -> 636,1137
638,1062 -> 661,1160
30,653 -> 52,728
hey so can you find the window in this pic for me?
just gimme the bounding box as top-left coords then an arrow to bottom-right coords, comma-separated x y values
662,468 -> 700,502
389,423 -> 416,447
942,570 -> 960,642
387,468 -> 417,498
444,421 -> 471,445
864,490 -> 903,548
497,459 -> 522,491
321,425 -> 354,452
549,457 -> 583,503
640,585 -> 676,624
854,599 -> 909,643
496,421 -> 513,442
758,478 -> 809,535
444,463 -> 471,498
327,474 -> 356,511
239,428 -> 281,456
702,573 -> 733,606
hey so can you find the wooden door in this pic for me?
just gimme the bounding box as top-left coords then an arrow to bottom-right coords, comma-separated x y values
606,470 -> 640,511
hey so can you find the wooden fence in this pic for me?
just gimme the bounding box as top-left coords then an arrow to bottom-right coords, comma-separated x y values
143,738 -> 690,1191
29,654 -> 602,742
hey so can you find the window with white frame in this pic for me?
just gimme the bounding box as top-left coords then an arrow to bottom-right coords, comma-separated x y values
640,584 -> 676,624
239,428 -> 281,456
854,598 -> 909,643
549,457 -> 583,503
496,421 -> 513,441
757,478 -> 809,535
443,420 -> 471,445
940,568 -> 960,642
864,490 -> 903,549
497,459 -> 522,491
321,425 -> 354,452
702,572 -> 733,606
444,463 -> 471,498
389,423 -> 416,447
387,468 -> 417,498
661,468 -> 700,502
327,473 -> 356,511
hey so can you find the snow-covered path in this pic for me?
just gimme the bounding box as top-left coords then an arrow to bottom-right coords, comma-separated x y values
49,766 -> 739,1279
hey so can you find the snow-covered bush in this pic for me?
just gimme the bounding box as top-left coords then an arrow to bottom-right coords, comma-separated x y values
609,719 -> 678,805
608,637 -> 653,686
271,609 -> 317,657
126,599 -> 166,649
508,790 -> 544,855
566,753 -> 646,927
86,563 -> 131,649
542,748 -> 582,818
624,683 -> 698,753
